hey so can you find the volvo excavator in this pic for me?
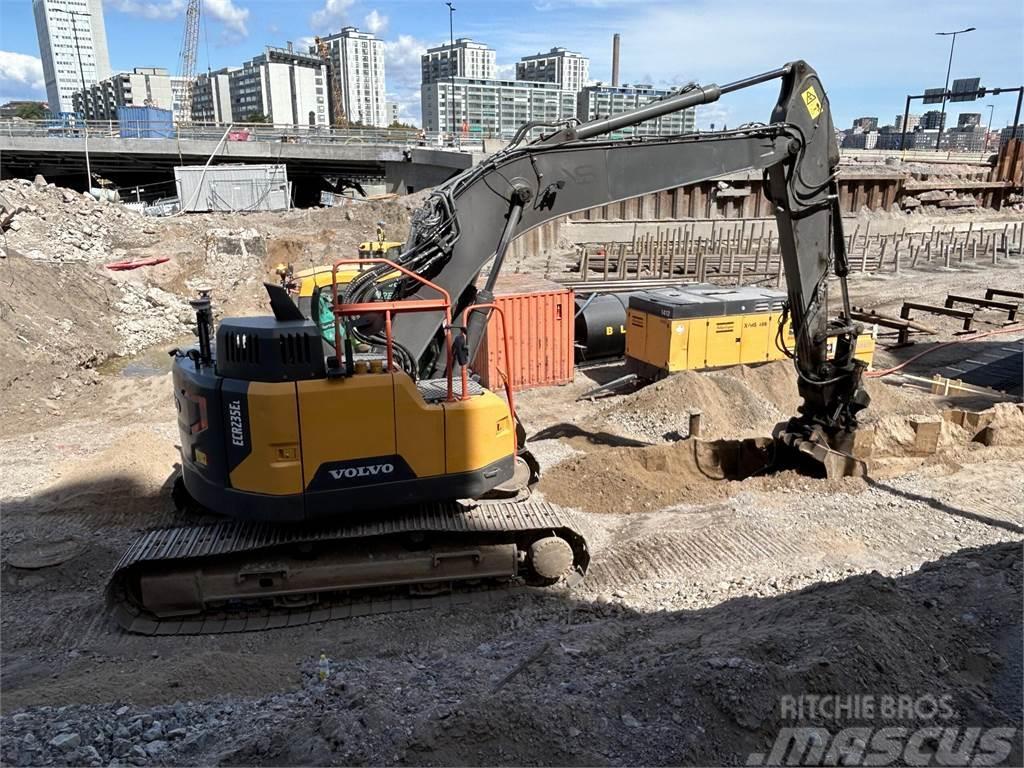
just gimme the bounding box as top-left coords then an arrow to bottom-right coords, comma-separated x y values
108,61 -> 870,634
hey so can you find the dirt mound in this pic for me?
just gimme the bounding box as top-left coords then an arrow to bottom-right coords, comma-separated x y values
595,361 -> 801,442
595,362 -> 949,446
0,178 -> 424,436
860,377 -> 942,420
540,438 -> 742,513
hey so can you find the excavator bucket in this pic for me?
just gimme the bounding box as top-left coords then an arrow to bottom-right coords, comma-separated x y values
792,437 -> 868,479
774,422 -> 870,479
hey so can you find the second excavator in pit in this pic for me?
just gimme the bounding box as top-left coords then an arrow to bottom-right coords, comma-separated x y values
109,60 -> 869,633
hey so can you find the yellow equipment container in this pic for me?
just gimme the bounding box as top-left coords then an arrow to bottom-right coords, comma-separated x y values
625,284 -> 874,380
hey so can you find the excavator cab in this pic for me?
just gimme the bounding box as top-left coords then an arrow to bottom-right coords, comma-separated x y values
357,240 -> 405,261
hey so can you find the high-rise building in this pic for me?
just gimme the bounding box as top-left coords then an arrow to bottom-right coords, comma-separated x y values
843,130 -> 879,150
421,77 -> 575,139
229,46 -> 328,127
516,47 -> 590,93
894,113 -> 920,132
999,124 -> 1024,147
942,126 -> 985,152
315,27 -> 387,127
957,112 -> 982,128
921,110 -> 944,130
72,67 -> 176,121
421,39 -> 496,85
385,100 -> 401,125
33,0 -> 112,114
170,77 -> 190,121
576,84 -> 696,139
192,68 -> 236,123
851,116 -> 878,131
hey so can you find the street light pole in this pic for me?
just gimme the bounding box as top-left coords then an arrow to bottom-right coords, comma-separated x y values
54,6 -> 92,191
985,104 -> 995,152
446,2 -> 456,146
934,26 -> 976,151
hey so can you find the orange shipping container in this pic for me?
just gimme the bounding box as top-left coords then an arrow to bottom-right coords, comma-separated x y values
473,274 -> 575,391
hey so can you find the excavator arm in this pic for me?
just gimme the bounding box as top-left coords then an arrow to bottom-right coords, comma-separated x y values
347,60 -> 868,465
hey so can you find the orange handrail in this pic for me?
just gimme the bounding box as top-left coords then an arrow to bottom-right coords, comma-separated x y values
328,258 -> 456,401
462,302 -> 517,453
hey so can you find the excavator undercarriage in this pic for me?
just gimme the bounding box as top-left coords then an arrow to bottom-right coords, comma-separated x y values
108,500 -> 588,634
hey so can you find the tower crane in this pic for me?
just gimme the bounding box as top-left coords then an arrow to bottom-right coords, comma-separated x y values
176,0 -> 201,123
315,35 -> 347,128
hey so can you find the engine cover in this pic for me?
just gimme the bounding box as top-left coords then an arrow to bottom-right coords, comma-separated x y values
215,317 -> 326,382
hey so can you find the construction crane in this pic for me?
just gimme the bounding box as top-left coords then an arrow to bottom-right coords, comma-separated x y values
176,0 -> 201,124
315,35 -> 347,128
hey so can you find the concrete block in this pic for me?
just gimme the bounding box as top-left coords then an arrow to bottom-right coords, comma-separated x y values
910,418 -> 941,455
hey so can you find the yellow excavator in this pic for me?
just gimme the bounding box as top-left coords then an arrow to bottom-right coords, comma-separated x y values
109,61 -> 870,634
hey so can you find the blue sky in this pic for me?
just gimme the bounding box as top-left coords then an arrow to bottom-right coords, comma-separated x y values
2,0 -> 1022,129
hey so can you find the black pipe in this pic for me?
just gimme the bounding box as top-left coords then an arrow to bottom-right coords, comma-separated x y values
189,290 -> 214,368
466,192 -> 528,363
899,95 -> 912,151
718,65 -> 790,95
573,85 -> 722,141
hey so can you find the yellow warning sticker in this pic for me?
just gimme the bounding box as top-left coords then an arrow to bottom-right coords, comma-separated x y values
801,86 -> 823,119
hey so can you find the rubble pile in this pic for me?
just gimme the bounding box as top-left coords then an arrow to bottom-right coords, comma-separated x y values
113,282 -> 192,357
0,178 -> 147,263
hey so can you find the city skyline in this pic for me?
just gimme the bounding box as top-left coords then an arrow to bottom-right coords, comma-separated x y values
1,0 -> 1022,130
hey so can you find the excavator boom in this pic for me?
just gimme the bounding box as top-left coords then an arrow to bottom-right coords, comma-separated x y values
350,60 -> 867,447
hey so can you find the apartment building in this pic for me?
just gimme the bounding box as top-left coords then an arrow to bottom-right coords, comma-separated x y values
229,45 -> 328,127
516,47 -> 589,93
421,77 -> 575,139
71,66 -> 174,120
576,83 -> 696,138
315,27 -> 387,127
421,39 -> 496,84
192,68 -> 236,123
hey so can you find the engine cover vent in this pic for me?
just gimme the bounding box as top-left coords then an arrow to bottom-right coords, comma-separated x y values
215,317 -> 326,382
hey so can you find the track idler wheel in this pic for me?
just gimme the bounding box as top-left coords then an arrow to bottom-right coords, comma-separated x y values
529,536 -> 575,581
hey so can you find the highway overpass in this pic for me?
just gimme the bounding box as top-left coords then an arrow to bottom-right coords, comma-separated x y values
0,129 -> 478,203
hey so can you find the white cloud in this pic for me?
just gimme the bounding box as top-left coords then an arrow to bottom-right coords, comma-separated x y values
204,0 -> 250,37
108,0 -> 249,38
383,34 -> 428,126
364,9 -> 388,35
311,0 -> 355,30
107,0 -> 184,21
495,63 -> 515,79
0,51 -> 46,101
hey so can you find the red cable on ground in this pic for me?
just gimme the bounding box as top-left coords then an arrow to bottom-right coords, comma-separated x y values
105,257 -> 170,271
865,326 -> 1023,378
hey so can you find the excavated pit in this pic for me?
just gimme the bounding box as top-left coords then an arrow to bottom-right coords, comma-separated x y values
540,381 -> 1024,514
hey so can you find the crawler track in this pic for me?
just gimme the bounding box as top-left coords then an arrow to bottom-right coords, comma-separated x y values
107,500 -> 589,635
